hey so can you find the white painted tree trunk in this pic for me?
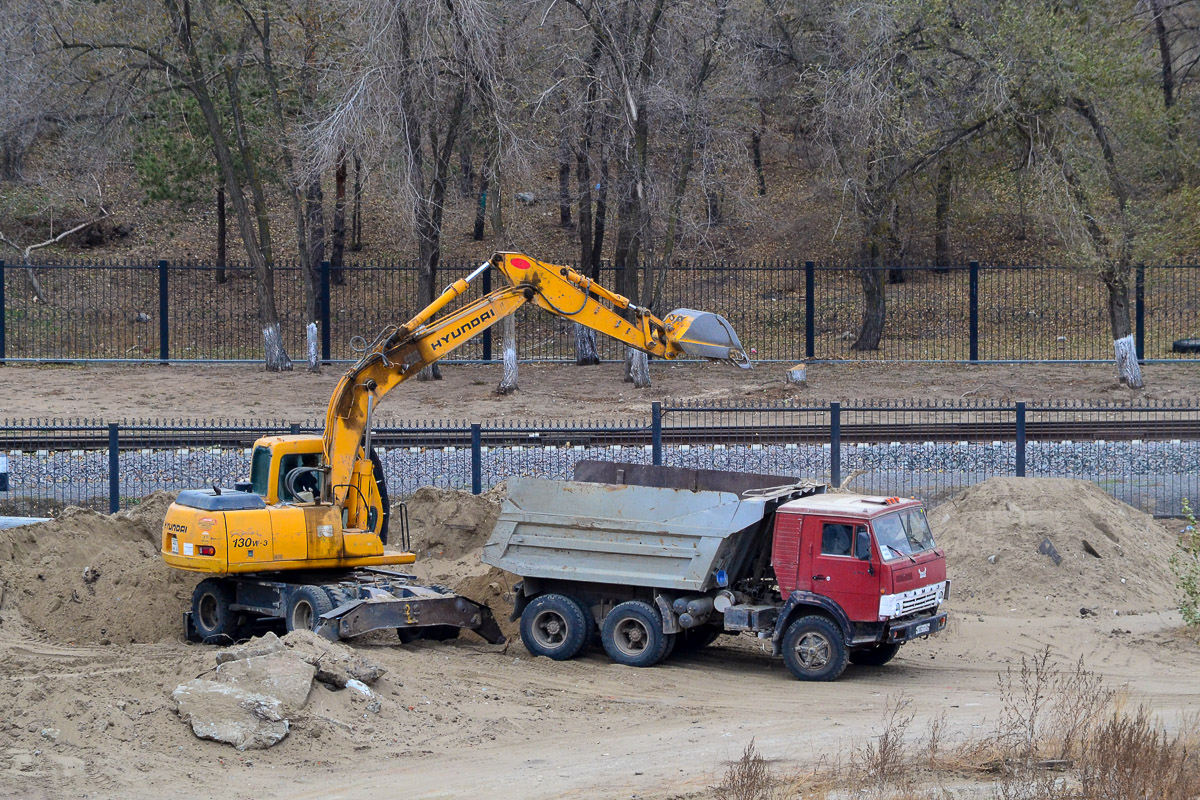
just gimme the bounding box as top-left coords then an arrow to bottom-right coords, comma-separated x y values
785,363 -> 807,386
262,324 -> 293,372
1114,334 -> 1143,388
306,322 -> 320,373
625,347 -> 651,388
574,323 -> 600,365
497,315 -> 518,394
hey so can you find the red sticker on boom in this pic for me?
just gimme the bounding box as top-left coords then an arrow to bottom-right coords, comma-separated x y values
511,256 -> 532,270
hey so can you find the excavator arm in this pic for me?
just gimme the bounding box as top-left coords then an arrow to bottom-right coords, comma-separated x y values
323,252 -> 749,510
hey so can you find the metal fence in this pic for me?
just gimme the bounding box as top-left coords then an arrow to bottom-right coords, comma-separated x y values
2,401 -> 1195,518
1,259 -> 1197,363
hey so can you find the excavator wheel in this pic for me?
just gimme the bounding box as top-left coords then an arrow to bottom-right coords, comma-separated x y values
286,586 -> 334,633
191,578 -> 240,644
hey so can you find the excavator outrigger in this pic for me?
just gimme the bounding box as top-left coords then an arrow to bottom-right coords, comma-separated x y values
160,252 -> 749,645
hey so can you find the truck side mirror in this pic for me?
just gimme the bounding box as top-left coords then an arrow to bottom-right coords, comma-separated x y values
856,529 -> 872,561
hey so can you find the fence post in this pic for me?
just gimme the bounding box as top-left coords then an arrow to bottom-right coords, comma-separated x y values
1015,402 -> 1026,478
481,265 -> 492,362
804,261 -> 815,360
1135,264 -> 1145,362
320,260 -> 332,364
829,402 -> 841,488
0,259 -> 6,365
290,422 -> 301,435
651,402 -> 663,466
108,423 -> 120,513
471,424 -> 482,495
968,260 -> 979,362
158,259 -> 169,364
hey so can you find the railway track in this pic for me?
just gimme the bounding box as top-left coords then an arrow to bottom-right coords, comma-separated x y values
2,419 -> 1197,451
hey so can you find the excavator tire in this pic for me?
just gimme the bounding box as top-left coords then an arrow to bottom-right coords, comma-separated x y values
286,586 -> 334,633
191,578 -> 240,644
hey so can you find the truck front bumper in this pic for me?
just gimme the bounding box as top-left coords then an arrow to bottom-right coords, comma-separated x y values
884,611 -> 948,643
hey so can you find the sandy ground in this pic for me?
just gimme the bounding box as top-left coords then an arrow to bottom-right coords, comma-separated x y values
1,362 -> 1198,799
1,361 -> 1196,422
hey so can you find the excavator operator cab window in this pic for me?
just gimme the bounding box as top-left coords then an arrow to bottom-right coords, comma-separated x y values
249,446 -> 272,496
279,453 -> 323,504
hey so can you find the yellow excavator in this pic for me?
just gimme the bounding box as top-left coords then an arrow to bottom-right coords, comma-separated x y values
160,252 -> 750,644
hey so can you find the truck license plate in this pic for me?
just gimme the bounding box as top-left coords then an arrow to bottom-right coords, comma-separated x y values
914,623 -> 930,635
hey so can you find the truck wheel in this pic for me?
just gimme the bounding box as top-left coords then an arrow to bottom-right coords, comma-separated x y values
782,615 -> 849,681
192,578 -> 240,644
601,600 -> 673,668
520,594 -> 590,661
850,643 -> 901,667
286,586 -> 334,633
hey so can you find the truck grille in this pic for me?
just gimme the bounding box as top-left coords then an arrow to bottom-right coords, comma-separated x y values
898,589 -> 940,616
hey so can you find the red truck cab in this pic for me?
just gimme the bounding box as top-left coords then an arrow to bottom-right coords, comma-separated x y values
768,493 -> 949,676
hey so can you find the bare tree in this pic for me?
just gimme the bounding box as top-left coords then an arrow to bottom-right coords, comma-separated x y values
313,0 -> 513,379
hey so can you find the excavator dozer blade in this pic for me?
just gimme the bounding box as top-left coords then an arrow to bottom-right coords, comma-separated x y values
665,309 -> 752,369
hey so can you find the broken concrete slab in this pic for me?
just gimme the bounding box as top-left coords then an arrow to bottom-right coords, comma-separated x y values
281,629 -> 386,688
172,680 -> 289,750
216,651 -> 316,716
215,632 -> 286,665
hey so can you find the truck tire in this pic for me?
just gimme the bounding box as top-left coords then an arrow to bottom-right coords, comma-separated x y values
782,615 -> 849,681
286,586 -> 334,633
191,578 -> 240,644
601,600 -> 674,668
520,594 -> 590,661
850,643 -> 900,667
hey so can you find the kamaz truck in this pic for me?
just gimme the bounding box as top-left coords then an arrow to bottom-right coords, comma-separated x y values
483,462 -> 949,681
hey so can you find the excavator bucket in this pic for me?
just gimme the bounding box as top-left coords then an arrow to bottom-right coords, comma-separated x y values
664,309 -> 752,369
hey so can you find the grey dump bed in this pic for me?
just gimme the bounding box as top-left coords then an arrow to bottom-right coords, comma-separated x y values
482,462 -> 814,592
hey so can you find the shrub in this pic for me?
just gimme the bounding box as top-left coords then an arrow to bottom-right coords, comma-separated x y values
1169,498 -> 1200,627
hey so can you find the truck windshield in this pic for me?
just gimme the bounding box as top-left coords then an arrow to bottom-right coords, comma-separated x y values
872,508 -> 936,562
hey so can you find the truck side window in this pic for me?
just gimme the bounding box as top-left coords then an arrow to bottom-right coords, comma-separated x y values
821,523 -> 853,556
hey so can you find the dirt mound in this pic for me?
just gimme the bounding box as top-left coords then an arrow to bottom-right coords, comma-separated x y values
0,498 -> 192,644
400,483 -> 505,560
930,477 -> 1177,617
399,484 -> 519,640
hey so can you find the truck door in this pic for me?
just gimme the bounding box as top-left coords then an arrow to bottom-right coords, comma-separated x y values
803,516 -> 881,622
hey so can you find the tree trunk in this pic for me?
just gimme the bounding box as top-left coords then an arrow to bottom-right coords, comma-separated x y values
331,149 -> 347,284
350,154 -> 363,254
459,142 -> 474,197
1103,271 -> 1143,388
592,152 -> 608,277
473,170 -> 488,241
574,324 -> 600,365
852,219 -> 886,351
625,348 -> 650,388
497,314 -> 518,394
304,177 -> 325,324
306,321 -> 319,373
558,147 -> 572,228
934,160 -> 953,272
216,186 -> 227,283
488,165 -> 504,240
749,130 -> 766,197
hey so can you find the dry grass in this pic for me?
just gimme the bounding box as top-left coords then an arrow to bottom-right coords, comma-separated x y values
727,646 -> 1200,800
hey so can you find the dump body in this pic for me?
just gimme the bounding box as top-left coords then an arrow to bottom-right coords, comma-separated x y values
482,477 -> 777,592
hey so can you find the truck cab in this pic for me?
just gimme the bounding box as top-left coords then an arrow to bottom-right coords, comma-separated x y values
771,494 -> 948,662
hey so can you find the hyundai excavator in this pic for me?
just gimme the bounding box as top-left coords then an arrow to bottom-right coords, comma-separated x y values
160,252 -> 750,645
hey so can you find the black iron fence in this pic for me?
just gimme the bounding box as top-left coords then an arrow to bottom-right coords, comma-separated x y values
0,259 -> 1197,363
2,401 -> 1196,518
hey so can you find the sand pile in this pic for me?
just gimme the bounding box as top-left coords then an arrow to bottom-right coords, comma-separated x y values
398,484 -> 519,640
0,491 -> 192,643
930,478 -> 1177,617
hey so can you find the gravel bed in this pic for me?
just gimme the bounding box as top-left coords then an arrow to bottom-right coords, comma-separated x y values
2,440 -> 1196,517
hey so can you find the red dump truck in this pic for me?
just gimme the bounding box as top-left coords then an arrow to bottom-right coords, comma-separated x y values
482,462 -> 949,681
